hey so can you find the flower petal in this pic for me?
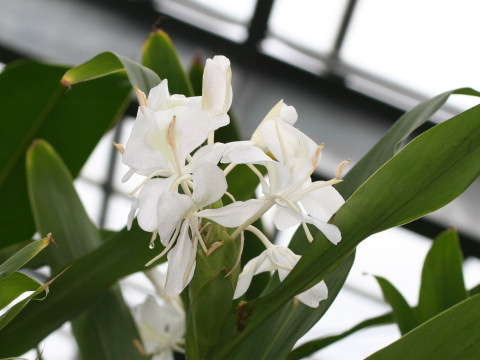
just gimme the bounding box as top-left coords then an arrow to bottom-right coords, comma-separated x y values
157,192 -> 194,245
192,163 -> 227,207
164,222 -> 196,295
301,184 -> 345,222
202,55 -> 232,115
233,251 -> 269,299
221,141 -> 272,164
304,215 -> 342,245
198,199 -> 267,228
136,178 -> 172,232
296,280 -> 328,308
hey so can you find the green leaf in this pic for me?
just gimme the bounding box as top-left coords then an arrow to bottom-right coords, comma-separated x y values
417,228 -> 467,322
210,102 -> 480,359
287,312 -> 393,360
186,225 -> 240,359
374,276 -> 418,335
218,254 -> 355,360
26,140 -> 101,268
26,140 -> 146,359
0,269 -> 64,332
142,30 -> 193,96
188,55 -> 204,96
62,52 -> 160,94
0,236 -> 51,282
0,272 -> 42,310
72,285 -> 146,360
366,295 -> 480,360
337,88 -> 480,199
0,222 -> 161,356
0,61 -> 131,248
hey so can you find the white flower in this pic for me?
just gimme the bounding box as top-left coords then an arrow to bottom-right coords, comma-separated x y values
134,295 -> 185,360
145,164 -> 228,295
233,244 -> 328,308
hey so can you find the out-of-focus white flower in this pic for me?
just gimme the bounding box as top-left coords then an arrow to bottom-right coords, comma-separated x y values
134,295 -> 185,360
233,243 -> 327,308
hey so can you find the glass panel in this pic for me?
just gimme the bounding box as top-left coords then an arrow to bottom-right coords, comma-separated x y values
268,0 -> 350,54
342,0 -> 480,109
185,0 -> 257,24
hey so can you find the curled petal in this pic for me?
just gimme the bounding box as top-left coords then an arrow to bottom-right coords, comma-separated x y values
198,199 -> 267,228
221,141 -> 272,164
304,215 -> 342,245
233,251 -> 269,299
295,280 -> 328,308
147,79 -> 172,111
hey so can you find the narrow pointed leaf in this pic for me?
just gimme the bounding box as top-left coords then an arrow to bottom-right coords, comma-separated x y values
210,103 -> 480,359
337,88 -> 480,199
417,228 -> 467,322
72,286 -> 146,360
0,61 -> 131,248
287,312 -> 393,360
0,222 -> 162,356
26,140 -> 145,359
62,52 -> 160,93
0,272 -> 42,310
142,30 -> 193,96
26,140 -> 101,267
0,236 -> 51,282
366,295 -> 480,360
374,276 -> 418,335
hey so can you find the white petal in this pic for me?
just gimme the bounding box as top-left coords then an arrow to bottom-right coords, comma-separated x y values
273,206 -> 301,231
198,199 -> 267,228
296,280 -> 328,308
147,79 -> 171,111
136,178 -> 171,232
170,106 -> 210,164
304,215 -> 342,245
123,107 -> 170,171
202,55 -> 232,115
279,103 -> 298,125
221,141 -> 272,164
233,251 -> 269,298
188,143 -> 226,170
261,120 -> 318,165
165,222 -> 196,295
157,192 -> 194,245
192,163 -> 227,207
301,184 -> 345,222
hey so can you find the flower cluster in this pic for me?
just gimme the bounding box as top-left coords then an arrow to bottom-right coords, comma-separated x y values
118,55 -> 346,307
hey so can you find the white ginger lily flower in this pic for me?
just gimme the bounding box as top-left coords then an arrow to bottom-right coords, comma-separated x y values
134,295 -> 185,360
144,164 -> 228,295
201,117 -> 345,245
233,240 -> 327,308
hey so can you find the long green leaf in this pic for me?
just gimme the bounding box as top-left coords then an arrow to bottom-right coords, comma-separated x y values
0,61 -> 131,248
26,140 -> 145,359
374,276 -> 418,335
287,312 -> 393,360
0,272 -> 42,310
142,30 -> 193,96
26,140 -> 101,267
72,286 -> 146,360
417,228 -> 467,322
0,222 -> 161,356
0,236 -> 51,282
337,88 -> 480,199
62,52 -> 160,94
366,295 -> 480,360
210,102 -> 480,359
